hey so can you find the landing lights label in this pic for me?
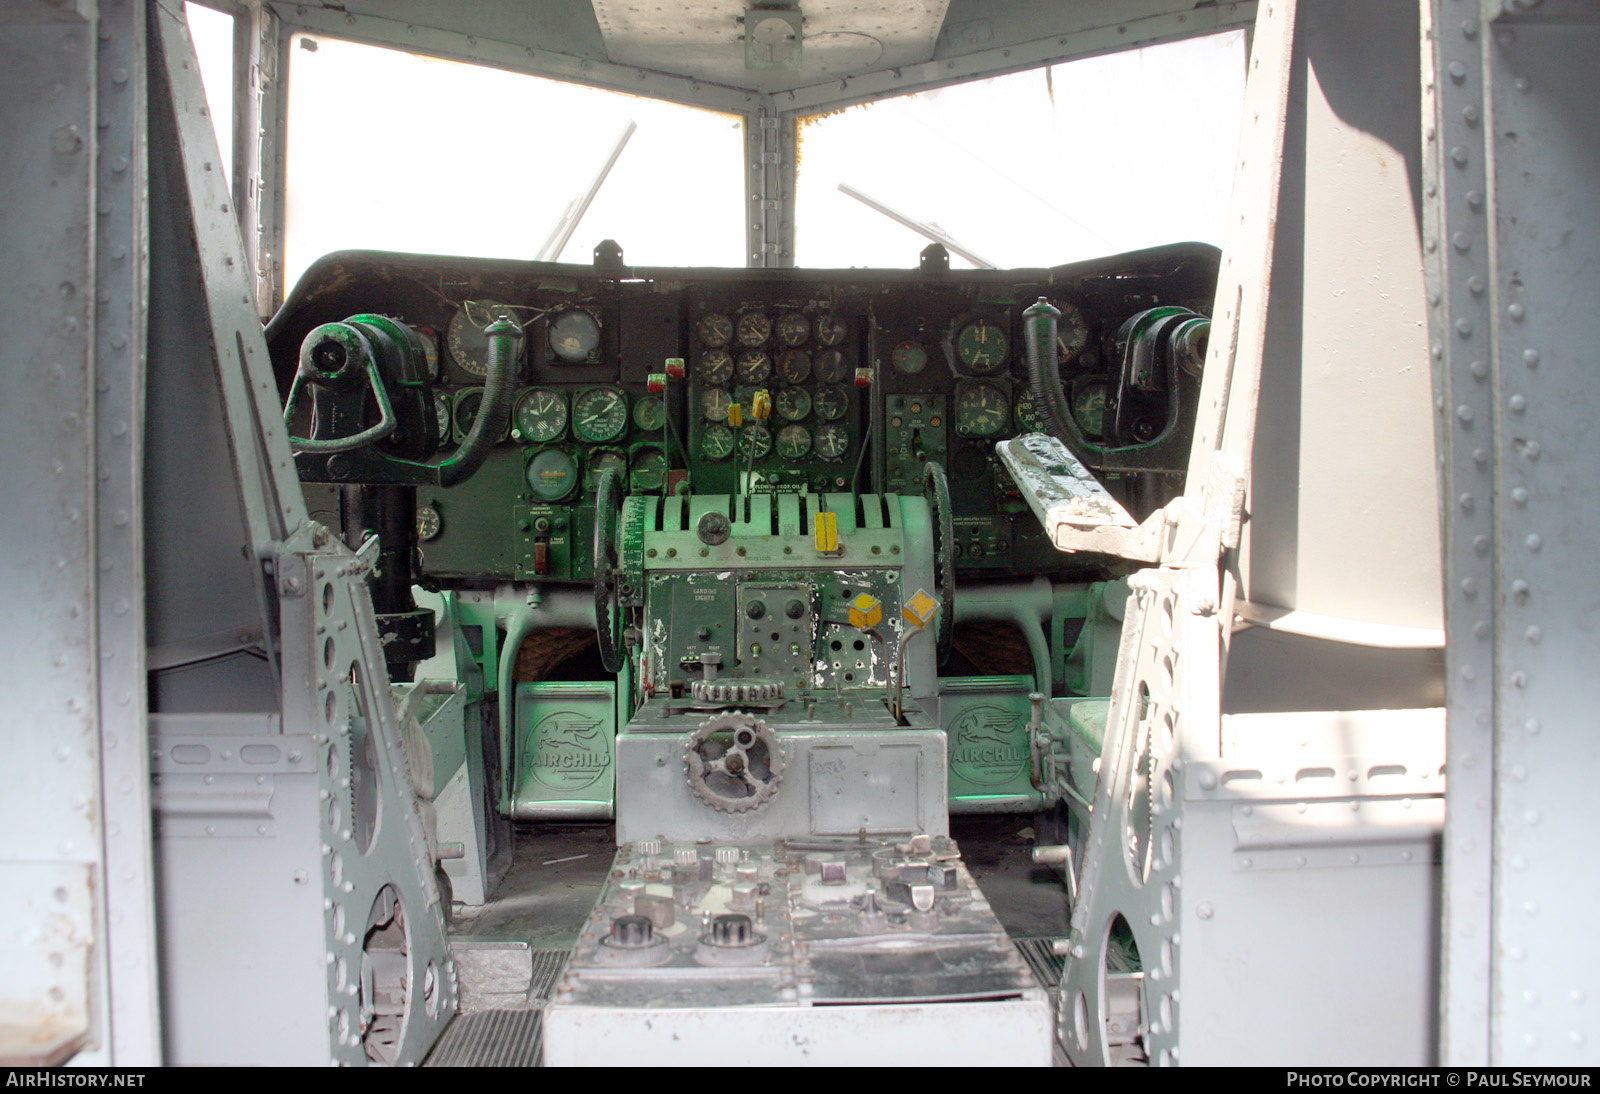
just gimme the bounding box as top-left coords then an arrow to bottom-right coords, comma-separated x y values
950,704 -> 1028,786
522,711 -> 609,791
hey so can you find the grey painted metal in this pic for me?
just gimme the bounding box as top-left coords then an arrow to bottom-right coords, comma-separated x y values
94,0 -> 163,1065
1425,0 -> 1498,1066
270,2 -> 760,115
746,107 -> 795,267
233,2 -> 285,316
0,1 -> 106,1065
1474,1 -> 1600,1065
1233,0 -> 1440,632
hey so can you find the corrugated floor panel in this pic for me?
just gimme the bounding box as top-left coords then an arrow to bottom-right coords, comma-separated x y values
529,948 -> 568,1000
1013,937 -> 1066,988
426,1008 -> 543,1067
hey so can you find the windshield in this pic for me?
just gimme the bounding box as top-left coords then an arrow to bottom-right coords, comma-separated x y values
794,31 -> 1246,268
282,34 -> 747,289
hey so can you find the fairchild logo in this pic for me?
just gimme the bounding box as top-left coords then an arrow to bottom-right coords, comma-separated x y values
949,704 -> 1027,786
521,711 -> 608,791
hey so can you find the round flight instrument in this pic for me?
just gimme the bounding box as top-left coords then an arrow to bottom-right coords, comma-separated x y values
433,391 -> 453,440
697,349 -> 734,385
632,394 -> 665,432
514,388 -> 567,443
814,349 -> 848,383
571,388 -> 628,443
447,301 -> 516,377
630,447 -> 669,492
891,341 -> 928,375
814,314 -> 848,347
547,308 -> 601,363
776,424 -> 811,460
738,424 -> 772,460
586,448 -> 628,494
736,311 -> 771,347
697,312 -> 733,347
955,381 -> 1010,438
451,388 -> 506,440
416,504 -> 442,542
956,319 -> 1009,374
776,387 -> 811,422
773,312 -> 810,347
1073,382 -> 1108,437
700,388 -> 732,422
1013,386 -> 1044,433
700,423 -> 735,460
777,349 -> 811,385
1057,301 -> 1090,362
526,448 -> 578,502
813,384 -> 848,421
736,350 -> 772,385
814,422 -> 848,461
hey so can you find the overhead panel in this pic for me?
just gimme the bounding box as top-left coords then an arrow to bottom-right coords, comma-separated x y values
591,0 -> 949,93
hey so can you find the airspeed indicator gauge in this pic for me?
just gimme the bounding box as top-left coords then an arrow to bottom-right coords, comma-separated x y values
956,319 -> 1009,374
572,388 -> 628,443
954,380 -> 1010,438
547,308 -> 601,363
513,388 -> 567,443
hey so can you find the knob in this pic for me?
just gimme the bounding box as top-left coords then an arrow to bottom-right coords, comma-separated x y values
710,913 -> 753,947
609,914 -> 654,948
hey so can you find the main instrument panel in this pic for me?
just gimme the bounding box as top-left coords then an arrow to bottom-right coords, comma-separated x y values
267,243 -> 1217,585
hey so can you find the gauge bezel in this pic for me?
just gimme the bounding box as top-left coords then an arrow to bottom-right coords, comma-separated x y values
813,383 -> 849,421
447,300 -> 520,379
697,312 -> 734,348
700,423 -> 735,460
632,393 -> 666,433
697,349 -> 735,385
773,312 -> 810,347
954,318 -> 1010,375
891,340 -> 928,375
570,386 -> 629,443
953,378 -> 1012,438
775,423 -> 812,460
513,386 -> 568,444
546,306 -> 602,364
814,422 -> 849,461
525,446 -> 580,502
776,387 -> 812,421
700,387 -> 732,422
628,445 -> 670,492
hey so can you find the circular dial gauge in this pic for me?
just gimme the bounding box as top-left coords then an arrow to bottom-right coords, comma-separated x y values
814,348 -> 848,383
891,341 -> 928,375
700,388 -> 732,422
418,329 -> 440,381
697,349 -> 734,385
735,311 -> 771,347
1013,386 -> 1044,433
738,424 -> 772,459
416,504 -> 442,542
585,448 -> 627,494
1057,301 -> 1090,362
776,387 -> 811,421
1073,382 -> 1107,437
814,314 -> 848,346
956,319 -> 1009,373
547,308 -> 601,363
955,381 -> 1011,438
514,388 -> 567,443
776,424 -> 811,460
447,301 -> 515,377
813,384 -> 848,421
777,349 -> 811,385
773,312 -> 810,347
815,422 -> 849,461
700,423 -> 735,460
632,394 -> 665,432
433,392 -> 452,440
526,448 -> 578,502
630,447 -> 669,492
736,350 -> 772,385
571,388 -> 628,443
452,388 -> 506,440
697,312 -> 733,347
